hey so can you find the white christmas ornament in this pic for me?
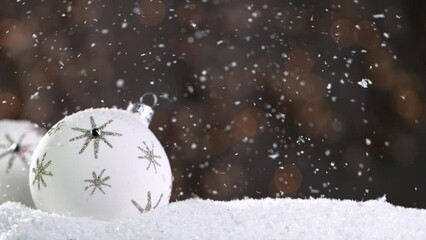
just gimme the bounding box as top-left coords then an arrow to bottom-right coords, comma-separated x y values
29,93 -> 173,221
0,120 -> 45,207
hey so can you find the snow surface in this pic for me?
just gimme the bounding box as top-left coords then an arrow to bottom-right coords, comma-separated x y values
0,198 -> 425,240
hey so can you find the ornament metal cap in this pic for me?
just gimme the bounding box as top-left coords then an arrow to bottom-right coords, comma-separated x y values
127,92 -> 158,126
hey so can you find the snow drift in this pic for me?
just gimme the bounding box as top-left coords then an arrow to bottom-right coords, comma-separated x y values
0,198 -> 425,240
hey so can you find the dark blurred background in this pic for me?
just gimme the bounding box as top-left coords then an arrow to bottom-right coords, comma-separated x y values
1,0 -> 426,208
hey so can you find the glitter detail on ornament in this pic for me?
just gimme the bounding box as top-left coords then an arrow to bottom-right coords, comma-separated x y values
69,116 -> 122,159
84,169 -> 111,195
0,133 -> 31,173
32,153 -> 53,190
138,141 -> 161,173
131,191 -> 163,213
47,120 -> 65,136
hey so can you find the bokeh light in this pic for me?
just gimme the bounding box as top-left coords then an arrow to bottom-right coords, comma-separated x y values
273,164 -> 303,195
330,19 -> 355,47
354,20 -> 381,49
137,0 -> 167,27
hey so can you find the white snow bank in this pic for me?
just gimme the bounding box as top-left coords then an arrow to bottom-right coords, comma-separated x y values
0,198 -> 425,240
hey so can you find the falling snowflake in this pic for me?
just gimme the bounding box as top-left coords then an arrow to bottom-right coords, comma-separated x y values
138,141 -> 161,173
32,153 -> 53,190
69,116 -> 122,159
357,78 -> 372,88
84,169 -> 111,195
47,120 -> 65,136
0,133 -> 31,173
131,191 -> 163,213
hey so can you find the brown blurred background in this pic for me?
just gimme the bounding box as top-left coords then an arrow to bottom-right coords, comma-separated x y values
1,0 -> 426,208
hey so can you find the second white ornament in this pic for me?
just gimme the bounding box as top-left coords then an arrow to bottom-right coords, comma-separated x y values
29,94 -> 172,221
0,120 -> 44,207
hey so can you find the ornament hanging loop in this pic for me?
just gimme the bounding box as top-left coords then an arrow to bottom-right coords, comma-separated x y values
127,92 -> 158,127
140,92 -> 158,109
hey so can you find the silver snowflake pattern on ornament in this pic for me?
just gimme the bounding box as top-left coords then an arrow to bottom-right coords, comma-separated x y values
69,116 -> 122,159
138,141 -> 161,173
32,153 -> 53,190
0,133 -> 31,173
84,169 -> 111,195
131,191 -> 163,213
47,120 -> 65,136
